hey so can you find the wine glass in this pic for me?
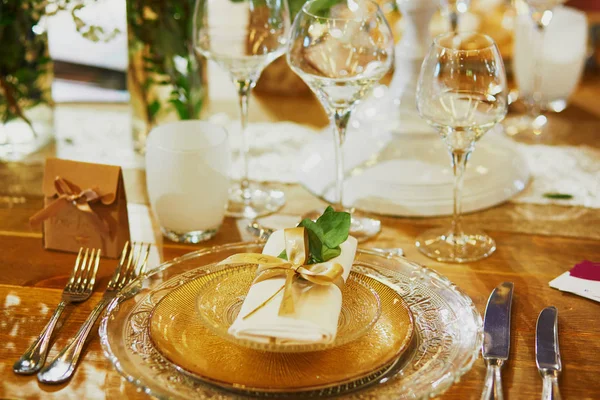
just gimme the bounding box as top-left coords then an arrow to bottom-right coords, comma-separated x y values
507,0 -> 567,137
416,32 -> 508,263
287,0 -> 395,241
193,0 -> 290,218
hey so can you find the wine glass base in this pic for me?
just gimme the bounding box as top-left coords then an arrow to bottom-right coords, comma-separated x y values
161,227 -> 218,244
503,114 -> 548,137
415,227 -> 496,263
301,208 -> 381,243
226,185 -> 285,219
350,215 -> 381,242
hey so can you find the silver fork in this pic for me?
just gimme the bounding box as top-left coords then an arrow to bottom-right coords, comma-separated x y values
13,248 -> 101,375
37,241 -> 151,384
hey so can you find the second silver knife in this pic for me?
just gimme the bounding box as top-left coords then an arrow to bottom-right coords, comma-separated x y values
536,306 -> 562,400
481,282 -> 514,400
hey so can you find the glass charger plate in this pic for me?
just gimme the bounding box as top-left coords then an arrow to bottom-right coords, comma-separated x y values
100,243 -> 483,399
148,266 -> 411,392
192,265 -> 384,353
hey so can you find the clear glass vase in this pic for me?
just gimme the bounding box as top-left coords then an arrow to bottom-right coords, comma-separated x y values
0,2 -> 54,161
126,0 -> 206,154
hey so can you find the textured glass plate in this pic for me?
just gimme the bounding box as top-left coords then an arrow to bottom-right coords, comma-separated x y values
192,265 -> 383,353
147,266 -> 410,392
99,243 -> 483,399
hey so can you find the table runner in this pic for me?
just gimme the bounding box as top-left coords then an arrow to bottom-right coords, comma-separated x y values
1,104 -> 599,241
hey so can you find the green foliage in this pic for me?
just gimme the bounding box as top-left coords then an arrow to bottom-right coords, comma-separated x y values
127,0 -> 205,125
0,0 -> 120,131
297,206 -> 351,264
0,0 -> 52,129
543,193 -> 574,200
302,0 -> 344,18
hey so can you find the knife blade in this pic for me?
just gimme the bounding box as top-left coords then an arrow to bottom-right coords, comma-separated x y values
536,306 -> 562,400
480,282 -> 514,400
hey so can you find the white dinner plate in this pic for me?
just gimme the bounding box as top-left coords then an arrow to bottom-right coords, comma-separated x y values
298,123 -> 530,217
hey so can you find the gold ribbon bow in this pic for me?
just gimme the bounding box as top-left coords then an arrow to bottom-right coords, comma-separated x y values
221,227 -> 345,319
29,176 -> 110,234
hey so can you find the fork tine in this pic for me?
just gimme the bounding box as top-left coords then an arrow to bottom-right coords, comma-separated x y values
66,248 -> 84,292
128,243 -> 143,279
117,243 -> 137,288
79,249 -> 96,293
73,248 -> 89,291
86,249 -> 101,293
109,241 -> 130,287
134,243 -> 151,279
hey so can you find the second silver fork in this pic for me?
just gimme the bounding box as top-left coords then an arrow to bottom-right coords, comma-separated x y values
38,241 -> 151,384
13,248 -> 101,375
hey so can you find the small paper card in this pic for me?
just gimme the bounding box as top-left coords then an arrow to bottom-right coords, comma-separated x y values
549,261 -> 600,303
30,158 -> 131,259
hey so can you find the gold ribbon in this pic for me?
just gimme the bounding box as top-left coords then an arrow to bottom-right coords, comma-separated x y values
29,176 -> 110,234
221,227 -> 345,319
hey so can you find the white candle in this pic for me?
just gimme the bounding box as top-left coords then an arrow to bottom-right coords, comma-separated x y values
145,121 -> 230,242
513,6 -> 587,111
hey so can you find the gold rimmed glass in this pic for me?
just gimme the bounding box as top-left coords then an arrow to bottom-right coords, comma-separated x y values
99,243 -> 483,398
415,32 -> 508,263
286,0 -> 395,241
193,265 -> 382,353
192,0 -> 290,219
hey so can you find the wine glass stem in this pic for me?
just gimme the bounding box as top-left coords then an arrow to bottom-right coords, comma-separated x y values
450,149 -> 471,240
235,79 -> 256,196
450,12 -> 459,32
332,110 -> 351,210
530,25 -> 545,119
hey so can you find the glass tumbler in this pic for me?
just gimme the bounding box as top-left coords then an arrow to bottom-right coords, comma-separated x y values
146,121 -> 231,243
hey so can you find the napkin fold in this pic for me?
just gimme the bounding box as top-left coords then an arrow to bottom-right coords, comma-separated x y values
227,229 -> 357,345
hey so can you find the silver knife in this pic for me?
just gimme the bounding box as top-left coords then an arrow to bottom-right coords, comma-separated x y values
536,306 -> 562,400
481,282 -> 514,400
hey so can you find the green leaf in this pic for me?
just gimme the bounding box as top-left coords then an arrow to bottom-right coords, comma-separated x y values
316,206 -> 350,248
296,207 -> 351,264
147,100 -> 161,118
304,0 -> 343,18
168,98 -> 189,120
543,192 -> 573,200
278,249 -> 288,260
298,218 -> 326,262
321,246 -> 341,262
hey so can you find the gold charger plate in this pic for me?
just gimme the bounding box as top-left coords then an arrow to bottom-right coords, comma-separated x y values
195,265 -> 382,353
148,266 -> 414,393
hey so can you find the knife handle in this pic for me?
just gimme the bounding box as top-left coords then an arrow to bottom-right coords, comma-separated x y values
481,359 -> 504,400
542,374 -> 561,400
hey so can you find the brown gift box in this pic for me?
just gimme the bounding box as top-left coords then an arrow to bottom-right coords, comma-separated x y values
34,158 -> 131,259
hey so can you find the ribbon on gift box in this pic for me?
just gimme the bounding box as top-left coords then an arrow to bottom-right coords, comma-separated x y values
221,227 -> 344,319
29,176 -> 110,235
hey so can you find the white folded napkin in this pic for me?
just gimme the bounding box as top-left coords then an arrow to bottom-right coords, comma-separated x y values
227,229 -> 357,345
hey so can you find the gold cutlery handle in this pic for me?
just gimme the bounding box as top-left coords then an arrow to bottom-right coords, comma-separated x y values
481,359 -> 504,400
13,301 -> 67,375
37,298 -> 109,384
542,373 -> 561,400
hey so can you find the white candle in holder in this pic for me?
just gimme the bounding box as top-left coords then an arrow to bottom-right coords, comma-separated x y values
146,121 -> 230,243
513,6 -> 588,112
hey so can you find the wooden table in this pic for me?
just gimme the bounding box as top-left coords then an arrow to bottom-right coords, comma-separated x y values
1,69 -> 600,399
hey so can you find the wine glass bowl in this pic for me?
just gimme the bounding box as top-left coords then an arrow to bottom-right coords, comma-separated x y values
415,32 -> 508,263
417,33 -> 507,151
287,0 -> 394,241
193,0 -> 290,219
